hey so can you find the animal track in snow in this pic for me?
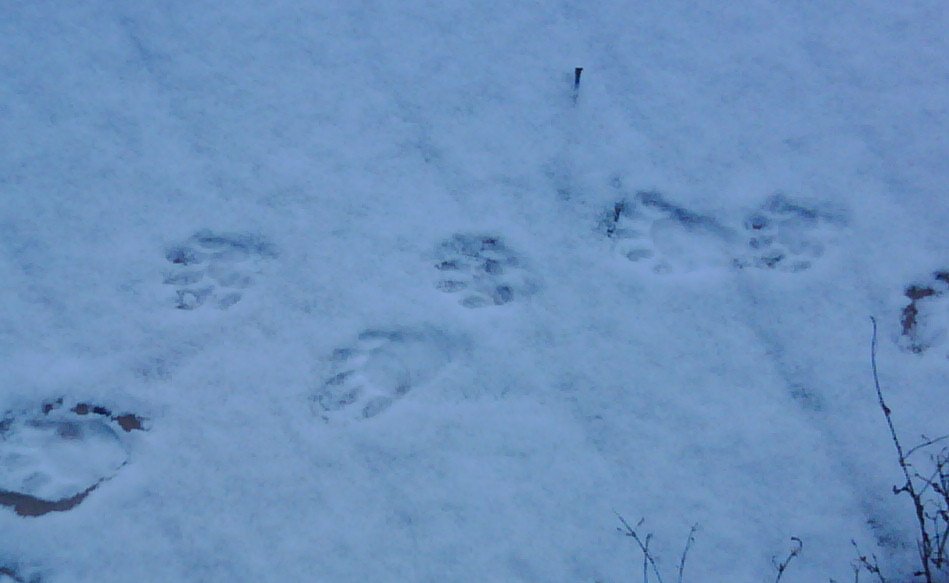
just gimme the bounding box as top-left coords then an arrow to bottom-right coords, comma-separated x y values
311,328 -> 454,421
432,234 -> 535,308
163,230 -> 275,310
734,194 -> 844,272
900,271 -> 949,354
0,400 -> 145,517
602,191 -> 734,274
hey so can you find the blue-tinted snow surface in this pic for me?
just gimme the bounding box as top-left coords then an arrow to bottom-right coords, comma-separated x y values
1,1 -> 947,581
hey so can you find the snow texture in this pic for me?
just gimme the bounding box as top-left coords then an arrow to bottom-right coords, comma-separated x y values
1,1 -> 947,582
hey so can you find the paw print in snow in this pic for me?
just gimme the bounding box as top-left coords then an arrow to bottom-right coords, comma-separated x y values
0,400 -> 145,517
432,234 -> 535,308
900,271 -> 949,354
735,195 -> 844,272
603,191 -> 734,274
163,230 -> 275,310
311,328 -> 454,421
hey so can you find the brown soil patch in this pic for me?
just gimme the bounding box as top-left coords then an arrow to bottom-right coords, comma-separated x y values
0,483 -> 100,518
41,399 -> 145,432
901,270 -> 949,352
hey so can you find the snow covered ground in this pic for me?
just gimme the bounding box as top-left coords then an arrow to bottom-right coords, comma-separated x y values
1,1 -> 947,581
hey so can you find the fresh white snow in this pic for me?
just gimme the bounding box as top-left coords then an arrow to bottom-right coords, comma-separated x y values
1,1 -> 947,581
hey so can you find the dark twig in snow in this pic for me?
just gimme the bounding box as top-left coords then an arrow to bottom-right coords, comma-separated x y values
676,523 -> 699,583
773,537 -> 803,583
617,514 -> 665,583
869,316 -> 949,582
905,435 -> 949,461
616,515 -> 701,583
572,67 -> 583,104
851,540 -> 887,583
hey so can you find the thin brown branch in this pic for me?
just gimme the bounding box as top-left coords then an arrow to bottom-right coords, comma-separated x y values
617,514 -> 665,583
773,537 -> 803,583
870,317 -> 934,582
676,524 -> 698,583
906,436 -> 949,460
851,540 -> 887,583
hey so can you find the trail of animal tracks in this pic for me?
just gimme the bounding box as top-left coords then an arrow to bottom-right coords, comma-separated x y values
1,2 -> 947,581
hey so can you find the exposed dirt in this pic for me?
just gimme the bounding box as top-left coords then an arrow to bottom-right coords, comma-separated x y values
0,483 -> 100,518
42,398 -> 145,432
900,270 -> 949,353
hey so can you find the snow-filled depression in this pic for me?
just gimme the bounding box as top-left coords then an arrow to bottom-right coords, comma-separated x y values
1,1 -> 947,582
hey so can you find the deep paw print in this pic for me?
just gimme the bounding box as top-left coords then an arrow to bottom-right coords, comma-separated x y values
602,191 -> 734,274
900,271 -> 949,354
0,400 -> 145,517
432,234 -> 535,308
163,230 -> 275,310
735,194 -> 845,272
311,328 -> 454,421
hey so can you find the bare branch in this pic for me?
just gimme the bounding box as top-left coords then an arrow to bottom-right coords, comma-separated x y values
773,537 -> 803,583
616,514 -> 665,583
677,524 -> 698,583
906,435 -> 949,460
869,317 -> 935,582
851,540 -> 887,583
